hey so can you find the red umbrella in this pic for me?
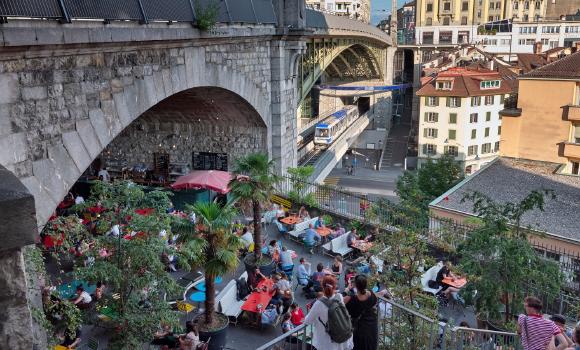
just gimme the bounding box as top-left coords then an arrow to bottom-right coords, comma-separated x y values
171,170 -> 232,194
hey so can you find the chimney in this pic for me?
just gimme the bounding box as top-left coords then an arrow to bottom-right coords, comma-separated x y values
391,0 -> 398,45
533,41 -> 543,54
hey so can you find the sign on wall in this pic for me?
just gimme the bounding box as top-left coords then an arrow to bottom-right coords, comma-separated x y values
192,152 -> 228,171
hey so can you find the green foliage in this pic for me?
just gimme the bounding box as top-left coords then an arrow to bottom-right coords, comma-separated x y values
458,190 -> 562,324
349,220 -> 366,237
194,0 -> 220,31
396,155 -> 463,227
321,214 -> 333,226
229,152 -> 280,259
287,166 -> 315,206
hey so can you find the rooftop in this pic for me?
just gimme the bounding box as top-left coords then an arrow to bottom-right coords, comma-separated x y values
416,67 -> 514,97
516,53 -> 548,74
523,51 -> 580,80
430,157 -> 580,243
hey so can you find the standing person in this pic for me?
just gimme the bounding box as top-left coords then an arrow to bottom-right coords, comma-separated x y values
97,167 -> 110,182
551,314 -> 574,348
517,296 -> 567,350
344,275 -> 379,350
304,275 -> 354,350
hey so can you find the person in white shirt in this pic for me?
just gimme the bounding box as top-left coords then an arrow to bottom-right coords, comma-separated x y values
304,275 -> 353,350
98,168 -> 110,182
73,286 -> 92,308
240,227 -> 254,250
279,246 -> 294,267
74,195 -> 85,205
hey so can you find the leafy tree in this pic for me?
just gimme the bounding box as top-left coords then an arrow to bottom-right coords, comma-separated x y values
229,153 -> 280,261
458,190 -> 562,325
287,166 -> 317,207
185,201 -> 243,328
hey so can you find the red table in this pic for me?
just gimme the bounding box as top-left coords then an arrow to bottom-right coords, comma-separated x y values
317,227 -> 332,237
352,240 -> 373,252
280,216 -> 302,225
442,277 -> 467,289
241,278 -> 274,313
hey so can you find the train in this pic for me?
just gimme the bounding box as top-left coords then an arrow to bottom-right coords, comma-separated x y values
314,105 -> 359,146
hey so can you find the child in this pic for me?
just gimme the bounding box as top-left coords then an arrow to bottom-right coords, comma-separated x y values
289,302 -> 304,326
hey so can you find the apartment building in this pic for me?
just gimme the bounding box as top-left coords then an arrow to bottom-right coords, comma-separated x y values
416,67 -> 513,173
430,52 -> 580,258
305,0 -> 371,23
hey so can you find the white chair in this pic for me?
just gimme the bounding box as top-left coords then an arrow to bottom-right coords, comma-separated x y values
421,262 -> 444,295
288,217 -> 318,241
322,231 -> 353,257
215,272 -> 248,326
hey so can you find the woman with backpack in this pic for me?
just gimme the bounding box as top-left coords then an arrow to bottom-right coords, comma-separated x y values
344,275 -> 379,350
304,275 -> 354,350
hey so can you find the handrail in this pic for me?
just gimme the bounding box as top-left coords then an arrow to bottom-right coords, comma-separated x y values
256,323 -> 308,350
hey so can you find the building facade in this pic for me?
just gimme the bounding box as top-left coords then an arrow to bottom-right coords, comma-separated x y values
416,67 -> 513,173
306,0 -> 371,23
500,51 -> 580,175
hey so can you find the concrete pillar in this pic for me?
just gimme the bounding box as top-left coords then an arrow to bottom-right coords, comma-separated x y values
272,0 -> 306,29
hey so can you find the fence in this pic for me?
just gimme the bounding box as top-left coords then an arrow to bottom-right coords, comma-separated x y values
0,0 -> 277,25
257,297 -> 523,350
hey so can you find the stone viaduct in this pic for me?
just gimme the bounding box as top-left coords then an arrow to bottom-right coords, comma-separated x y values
0,1 -> 392,347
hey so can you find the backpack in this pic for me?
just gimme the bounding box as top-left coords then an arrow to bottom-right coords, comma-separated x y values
318,296 -> 353,343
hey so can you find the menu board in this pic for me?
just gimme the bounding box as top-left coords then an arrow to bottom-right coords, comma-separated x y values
192,152 -> 228,171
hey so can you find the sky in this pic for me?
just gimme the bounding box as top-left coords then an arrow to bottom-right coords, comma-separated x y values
370,0 -> 409,25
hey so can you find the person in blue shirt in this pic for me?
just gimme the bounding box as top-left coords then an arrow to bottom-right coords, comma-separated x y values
297,258 -> 311,286
301,223 -> 321,254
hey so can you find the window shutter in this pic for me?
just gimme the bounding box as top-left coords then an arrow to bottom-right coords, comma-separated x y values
424,113 -> 428,122
433,145 -> 437,155
435,97 -> 439,106
490,95 -> 495,104
446,97 -> 450,107
434,113 -> 439,122
423,128 -> 428,137
425,97 -> 429,105
450,113 -> 457,123
434,129 -> 438,138
444,146 -> 448,154
422,144 -> 427,154
456,98 -> 461,107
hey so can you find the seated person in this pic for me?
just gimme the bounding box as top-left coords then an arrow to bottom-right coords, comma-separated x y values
300,224 -> 321,253
248,267 -> 266,290
297,258 -> 311,286
279,246 -> 294,268
330,256 -> 343,276
271,274 -> 293,314
365,226 -> 379,242
261,304 -> 279,327
303,263 -> 325,295
267,240 -> 281,258
435,261 -> 462,302
314,216 -> 325,229
72,286 -> 92,309
289,302 -> 305,326
151,323 -> 178,348
59,327 -> 81,349
298,206 -> 310,220
346,228 -> 360,248
331,223 -> 346,238
93,281 -> 105,301
274,219 -> 288,234
178,321 -> 200,350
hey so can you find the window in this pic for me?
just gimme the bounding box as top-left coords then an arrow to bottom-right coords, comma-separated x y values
477,10 -> 481,18
436,81 -> 452,90
447,97 -> 461,107
471,129 -> 477,139
488,16 -> 494,22
486,112 -> 491,121
513,1 -> 518,9
523,14 -> 528,21
461,16 -> 468,25
424,128 -> 438,138
449,113 -> 457,124
485,95 -> 495,105
440,31 -> 453,43
462,1 -> 469,11
426,96 -> 439,106
424,112 -> 439,122
468,145 -> 478,156
423,31 -> 434,43
448,129 -> 456,140
542,26 -> 560,34
426,17 -> 432,26
489,2 -> 494,9
494,141 -> 500,152
535,1 -> 540,8
426,3 -> 433,12
498,126 -> 501,135
443,17 -> 451,25
470,113 -> 478,123
572,161 -> 579,175
423,144 -> 437,155
471,96 -> 481,106
480,80 -> 501,89
524,1 -> 529,9
481,143 -> 492,154
444,145 -> 458,156
485,127 -> 490,137
443,2 -> 451,11
500,94 -> 505,104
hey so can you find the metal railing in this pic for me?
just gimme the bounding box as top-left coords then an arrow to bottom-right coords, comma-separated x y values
0,0 -> 277,25
257,297 -> 523,350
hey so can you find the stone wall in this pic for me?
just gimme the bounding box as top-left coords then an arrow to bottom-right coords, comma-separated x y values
100,117 -> 267,171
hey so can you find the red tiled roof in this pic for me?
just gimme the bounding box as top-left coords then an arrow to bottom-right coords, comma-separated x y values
516,53 -> 548,73
523,51 -> 580,79
416,67 -> 515,97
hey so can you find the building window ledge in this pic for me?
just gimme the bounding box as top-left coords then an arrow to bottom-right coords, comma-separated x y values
564,104 -> 580,122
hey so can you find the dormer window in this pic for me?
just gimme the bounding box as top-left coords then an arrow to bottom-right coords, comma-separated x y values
437,81 -> 452,90
480,80 -> 501,89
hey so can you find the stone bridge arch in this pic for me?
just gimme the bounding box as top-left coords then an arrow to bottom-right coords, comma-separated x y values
0,43 -> 272,230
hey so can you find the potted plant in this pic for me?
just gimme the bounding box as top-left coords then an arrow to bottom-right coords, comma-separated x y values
185,201 -> 243,350
229,153 -> 280,276
458,191 -> 563,328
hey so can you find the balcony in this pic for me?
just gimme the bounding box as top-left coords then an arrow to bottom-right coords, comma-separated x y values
563,142 -> 580,159
565,104 -> 580,122
499,94 -> 522,117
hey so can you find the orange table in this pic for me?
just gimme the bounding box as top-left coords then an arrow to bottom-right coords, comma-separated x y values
280,216 -> 302,225
442,277 -> 467,288
241,278 -> 275,313
352,240 -> 373,252
317,227 -> 332,237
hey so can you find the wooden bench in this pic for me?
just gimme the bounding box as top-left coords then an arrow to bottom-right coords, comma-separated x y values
271,195 -> 291,210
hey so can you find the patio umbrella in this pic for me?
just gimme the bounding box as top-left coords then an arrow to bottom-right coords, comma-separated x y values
170,170 -> 232,194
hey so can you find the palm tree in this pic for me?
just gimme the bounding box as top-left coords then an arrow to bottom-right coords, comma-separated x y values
186,201 -> 243,326
229,153 -> 280,261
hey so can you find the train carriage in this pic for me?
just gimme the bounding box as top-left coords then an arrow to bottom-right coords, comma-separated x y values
314,106 -> 358,147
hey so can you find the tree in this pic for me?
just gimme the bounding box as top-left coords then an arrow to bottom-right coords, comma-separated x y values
286,166 -> 317,207
396,155 -> 463,226
458,190 -> 563,326
229,153 -> 280,261
185,201 -> 243,328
